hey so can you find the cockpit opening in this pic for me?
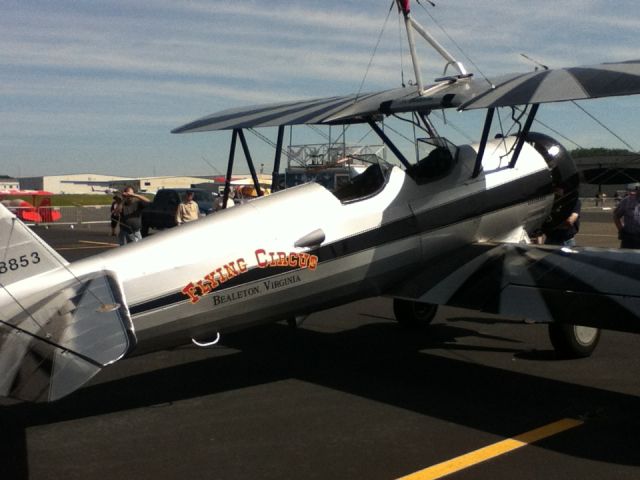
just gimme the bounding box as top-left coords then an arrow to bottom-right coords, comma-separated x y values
407,137 -> 458,184
333,163 -> 391,203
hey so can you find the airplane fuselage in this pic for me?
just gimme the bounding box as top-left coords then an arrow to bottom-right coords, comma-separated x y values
5,138 -> 557,356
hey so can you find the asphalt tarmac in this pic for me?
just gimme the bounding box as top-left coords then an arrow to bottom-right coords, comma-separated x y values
2,209 -> 639,480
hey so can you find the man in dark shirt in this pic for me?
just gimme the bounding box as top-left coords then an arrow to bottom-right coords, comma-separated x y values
545,188 -> 581,247
614,184 -> 640,249
116,186 -> 150,245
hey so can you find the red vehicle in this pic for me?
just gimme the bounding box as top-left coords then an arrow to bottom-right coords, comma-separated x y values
0,190 -> 61,223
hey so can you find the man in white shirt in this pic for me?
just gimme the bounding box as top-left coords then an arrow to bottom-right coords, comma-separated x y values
176,190 -> 200,225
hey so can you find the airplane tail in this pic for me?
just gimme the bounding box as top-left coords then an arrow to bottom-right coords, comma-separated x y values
0,201 -> 68,285
0,204 -> 136,402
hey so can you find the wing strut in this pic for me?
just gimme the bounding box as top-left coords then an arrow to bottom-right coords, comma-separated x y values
221,128 -> 274,207
473,107 -> 495,178
397,0 -> 469,95
509,104 -> 539,168
221,130 -> 238,209
271,126 -> 285,193
237,129 -> 263,197
367,119 -> 412,169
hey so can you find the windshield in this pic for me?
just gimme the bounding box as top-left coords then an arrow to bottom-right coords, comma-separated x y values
192,191 -> 211,202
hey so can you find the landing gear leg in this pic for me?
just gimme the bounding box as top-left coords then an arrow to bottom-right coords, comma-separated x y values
286,315 -> 309,328
393,299 -> 438,327
548,323 -> 601,358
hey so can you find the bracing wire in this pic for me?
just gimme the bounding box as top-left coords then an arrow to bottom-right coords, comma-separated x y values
528,114 -> 584,149
430,111 -> 474,143
355,1 -> 395,101
571,101 -> 635,151
520,53 -> 635,152
415,0 -> 493,86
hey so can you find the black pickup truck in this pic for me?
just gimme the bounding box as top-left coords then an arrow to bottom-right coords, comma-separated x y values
141,188 -> 215,236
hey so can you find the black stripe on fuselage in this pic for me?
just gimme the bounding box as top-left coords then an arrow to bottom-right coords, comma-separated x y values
129,169 -> 552,315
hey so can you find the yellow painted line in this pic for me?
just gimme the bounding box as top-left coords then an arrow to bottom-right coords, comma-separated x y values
79,240 -> 119,246
397,418 -> 583,480
56,245 -> 118,251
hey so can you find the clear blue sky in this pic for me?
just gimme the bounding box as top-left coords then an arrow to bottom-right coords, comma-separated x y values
1,0 -> 639,178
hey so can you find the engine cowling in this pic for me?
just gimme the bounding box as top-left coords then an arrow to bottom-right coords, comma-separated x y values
525,132 -> 580,236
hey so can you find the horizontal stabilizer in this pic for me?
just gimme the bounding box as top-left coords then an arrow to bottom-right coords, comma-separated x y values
0,270 -> 136,402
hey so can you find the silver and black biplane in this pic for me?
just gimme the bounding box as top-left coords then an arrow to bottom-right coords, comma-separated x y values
2,0 -> 640,402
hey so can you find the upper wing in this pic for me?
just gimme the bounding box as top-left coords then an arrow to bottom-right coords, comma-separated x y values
171,87 -> 416,133
388,243 -> 640,333
460,60 -> 640,110
172,60 -> 640,133
170,78 -> 500,133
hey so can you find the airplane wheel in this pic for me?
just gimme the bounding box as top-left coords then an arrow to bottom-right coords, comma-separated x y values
393,299 -> 438,327
141,224 -> 150,237
548,323 -> 601,358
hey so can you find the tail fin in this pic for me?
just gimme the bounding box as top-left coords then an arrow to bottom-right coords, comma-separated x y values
0,204 -> 136,402
0,202 -> 68,285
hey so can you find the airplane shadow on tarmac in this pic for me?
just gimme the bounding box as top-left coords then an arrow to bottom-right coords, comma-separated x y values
1,318 -> 639,478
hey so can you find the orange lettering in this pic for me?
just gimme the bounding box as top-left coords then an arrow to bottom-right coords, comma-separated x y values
182,282 -> 200,303
224,262 -> 239,279
216,267 -> 228,283
255,249 -> 268,268
204,272 -> 219,289
237,258 -> 247,272
196,280 -> 211,295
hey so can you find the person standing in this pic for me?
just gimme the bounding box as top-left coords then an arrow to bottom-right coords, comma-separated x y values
116,186 -> 150,245
176,190 -> 199,225
614,184 -> 640,249
545,188 -> 581,247
110,194 -> 122,236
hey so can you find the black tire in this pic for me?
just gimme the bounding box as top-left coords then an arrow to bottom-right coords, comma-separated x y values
141,223 -> 150,238
393,299 -> 438,328
548,323 -> 601,358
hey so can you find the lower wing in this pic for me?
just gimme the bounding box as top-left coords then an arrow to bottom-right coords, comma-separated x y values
389,243 -> 640,333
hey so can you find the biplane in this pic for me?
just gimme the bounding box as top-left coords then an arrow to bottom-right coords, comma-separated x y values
0,189 -> 61,224
2,0 -> 640,402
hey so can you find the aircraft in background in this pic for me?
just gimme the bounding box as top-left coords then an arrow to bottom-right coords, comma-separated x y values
91,186 -> 118,195
0,189 -> 61,223
1,0 -> 640,402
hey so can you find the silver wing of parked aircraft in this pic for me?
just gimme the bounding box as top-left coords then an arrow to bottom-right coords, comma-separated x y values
172,61 -> 640,133
2,0 -> 640,402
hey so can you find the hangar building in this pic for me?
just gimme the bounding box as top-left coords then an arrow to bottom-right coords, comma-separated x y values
18,174 -> 214,194
19,174 -> 131,194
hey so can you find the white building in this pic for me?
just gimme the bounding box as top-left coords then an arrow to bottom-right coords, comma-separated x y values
19,173 -> 132,194
109,176 -> 215,194
0,175 -> 19,190
18,174 -> 215,194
